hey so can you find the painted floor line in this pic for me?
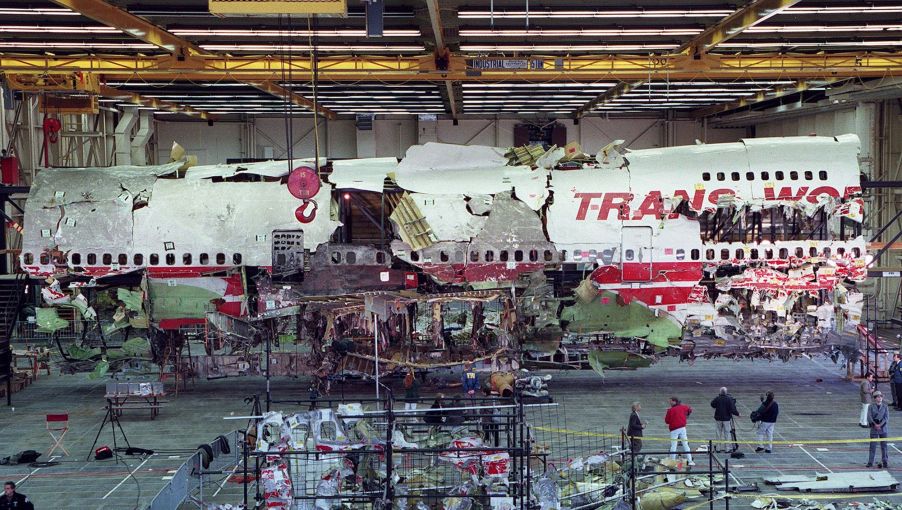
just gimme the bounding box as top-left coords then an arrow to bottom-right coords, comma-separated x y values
796,444 -> 833,473
102,455 -> 153,500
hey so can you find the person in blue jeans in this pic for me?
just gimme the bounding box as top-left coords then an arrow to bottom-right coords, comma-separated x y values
867,391 -> 890,468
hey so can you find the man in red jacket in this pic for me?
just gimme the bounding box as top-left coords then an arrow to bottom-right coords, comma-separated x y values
664,396 -> 695,466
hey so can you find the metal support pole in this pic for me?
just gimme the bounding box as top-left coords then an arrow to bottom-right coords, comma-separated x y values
708,440 -> 714,510
724,457 -> 730,510
373,313 -> 379,400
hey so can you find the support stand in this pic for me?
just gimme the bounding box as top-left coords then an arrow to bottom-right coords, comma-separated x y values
87,398 -> 132,463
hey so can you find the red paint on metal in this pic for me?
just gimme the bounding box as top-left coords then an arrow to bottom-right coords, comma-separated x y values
287,166 -> 321,199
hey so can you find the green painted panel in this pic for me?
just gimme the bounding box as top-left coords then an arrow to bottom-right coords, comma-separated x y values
561,291 -> 682,347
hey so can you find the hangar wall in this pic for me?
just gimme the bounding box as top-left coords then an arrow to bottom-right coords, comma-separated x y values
154,116 -> 747,164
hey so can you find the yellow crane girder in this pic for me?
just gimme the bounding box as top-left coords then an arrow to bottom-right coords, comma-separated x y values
1,52 -> 900,82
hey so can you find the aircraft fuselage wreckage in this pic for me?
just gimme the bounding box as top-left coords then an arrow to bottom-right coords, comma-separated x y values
21,135 -> 868,384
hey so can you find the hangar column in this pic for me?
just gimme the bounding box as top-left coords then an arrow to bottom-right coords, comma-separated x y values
114,106 -> 138,165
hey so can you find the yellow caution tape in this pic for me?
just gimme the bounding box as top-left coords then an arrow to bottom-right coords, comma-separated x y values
531,425 -> 902,445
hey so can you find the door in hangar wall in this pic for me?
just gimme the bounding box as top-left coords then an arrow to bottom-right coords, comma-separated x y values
621,226 -> 653,281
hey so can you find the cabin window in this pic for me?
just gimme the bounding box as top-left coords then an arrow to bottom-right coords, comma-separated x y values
750,249 -> 759,260
117,254 -> 127,265
746,172 -> 755,181
182,253 -> 192,265
804,170 -> 813,180
233,253 -> 242,265
706,249 -> 715,260
702,172 -> 711,181
761,171 -> 769,181
376,252 -> 386,264
779,248 -> 788,259
624,249 -> 635,261
809,247 -> 818,257
544,250 -> 554,262
437,251 -> 447,263
346,252 -> 356,264
199,253 -> 209,265
837,247 -> 845,256
736,249 -> 745,259
485,250 -> 495,262
133,254 -> 143,265
790,171 -> 799,180
102,253 -> 112,265
690,249 -> 700,261
165,253 -> 175,265
70,253 -> 80,265
23,253 -> 34,265
40,253 -> 50,265
775,171 -> 785,180
795,247 -> 804,258
216,253 -> 225,265
823,247 -> 831,258
720,249 -> 729,260
334,251 -> 344,263
470,251 -> 479,262
515,250 -> 524,262
529,250 -> 538,262
765,248 -> 774,259
731,172 -> 740,182
716,172 -> 725,181
819,170 -> 828,180
852,247 -> 861,257
454,250 -> 464,263
560,250 -> 567,261
499,250 -> 509,262
88,253 -> 97,265
675,249 -> 685,260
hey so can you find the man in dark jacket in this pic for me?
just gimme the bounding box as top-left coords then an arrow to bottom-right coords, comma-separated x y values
891,354 -> 902,411
890,354 -> 901,407
867,391 -> 889,468
0,481 -> 32,510
711,387 -> 740,452
627,402 -> 645,454
754,391 -> 779,453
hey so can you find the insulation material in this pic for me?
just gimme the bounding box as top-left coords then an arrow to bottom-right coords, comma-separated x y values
133,179 -> 338,264
388,193 -> 437,250
395,143 -> 549,210
409,194 -> 486,242
328,157 -> 397,192
561,291 -> 682,347
186,158 -> 325,180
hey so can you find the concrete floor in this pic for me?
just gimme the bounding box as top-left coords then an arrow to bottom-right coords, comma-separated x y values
0,356 -> 900,508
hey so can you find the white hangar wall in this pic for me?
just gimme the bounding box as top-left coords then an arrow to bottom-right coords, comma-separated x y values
154,116 -> 747,164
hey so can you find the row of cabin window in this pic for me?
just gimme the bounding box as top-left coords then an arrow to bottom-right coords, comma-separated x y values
688,246 -> 861,261
409,249 -> 558,263
330,251 -> 388,264
25,252 -> 243,266
701,170 -> 828,182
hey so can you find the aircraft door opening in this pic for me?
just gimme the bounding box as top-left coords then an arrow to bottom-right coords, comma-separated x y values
621,226 -> 653,281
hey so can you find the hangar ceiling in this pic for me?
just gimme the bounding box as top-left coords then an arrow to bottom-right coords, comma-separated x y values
0,0 -> 900,118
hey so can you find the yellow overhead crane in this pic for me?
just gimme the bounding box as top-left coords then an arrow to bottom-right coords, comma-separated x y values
1,51 -> 901,82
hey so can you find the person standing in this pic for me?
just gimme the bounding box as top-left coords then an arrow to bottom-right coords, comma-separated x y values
711,387 -> 740,452
754,391 -> 779,453
867,391 -> 890,468
891,354 -> 902,411
403,368 -> 420,411
890,354 -> 901,407
627,402 -> 646,455
860,373 -> 876,427
0,481 -> 32,510
461,362 -> 479,398
664,396 -> 695,466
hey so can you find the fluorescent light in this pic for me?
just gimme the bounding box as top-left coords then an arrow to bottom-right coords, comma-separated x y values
460,44 -> 678,52
717,40 -> 902,48
172,28 -> 420,37
785,6 -> 902,15
200,44 -> 425,52
460,28 -> 701,37
0,25 -> 119,33
458,8 -> 731,19
0,42 -> 156,49
0,8 -> 78,16
746,24 -> 902,33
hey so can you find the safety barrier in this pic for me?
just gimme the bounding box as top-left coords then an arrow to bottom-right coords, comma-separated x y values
147,430 -> 241,510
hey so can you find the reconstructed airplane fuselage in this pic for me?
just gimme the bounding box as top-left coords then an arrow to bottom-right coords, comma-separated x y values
20,135 -> 867,371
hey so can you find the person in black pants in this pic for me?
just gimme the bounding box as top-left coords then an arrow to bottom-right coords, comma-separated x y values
891,354 -> 902,411
627,402 -> 646,454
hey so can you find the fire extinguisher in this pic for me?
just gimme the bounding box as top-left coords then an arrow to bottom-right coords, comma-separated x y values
0,149 -> 19,185
42,116 -> 62,167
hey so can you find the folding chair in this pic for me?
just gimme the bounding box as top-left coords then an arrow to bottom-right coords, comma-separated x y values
46,413 -> 70,456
